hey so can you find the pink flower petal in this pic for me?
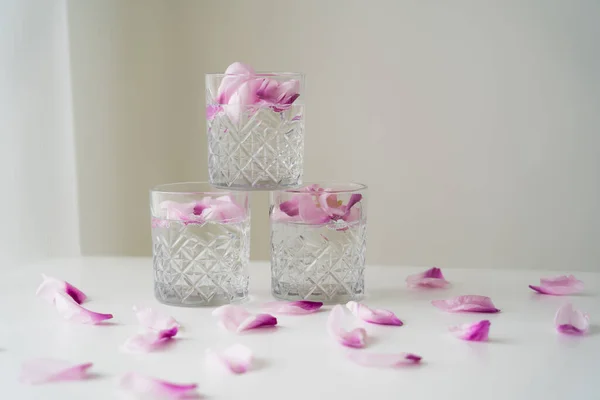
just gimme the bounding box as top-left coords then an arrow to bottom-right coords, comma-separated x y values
432,295 -> 500,313
555,303 -> 590,335
298,194 -> 330,224
54,291 -> 113,324
133,306 -> 179,331
406,267 -> 450,289
271,79 -> 300,111
529,275 -> 584,296
449,320 -> 491,341
263,301 -> 323,315
327,305 -> 367,348
119,372 -> 199,399
206,104 -> 222,120
122,326 -> 179,353
225,79 -> 260,123
36,274 -> 87,304
206,344 -> 253,374
256,78 -> 280,100
346,301 -> 403,326
348,352 -> 421,368
212,305 -> 277,333
216,62 -> 254,104
279,197 -> 300,217
20,358 -> 93,385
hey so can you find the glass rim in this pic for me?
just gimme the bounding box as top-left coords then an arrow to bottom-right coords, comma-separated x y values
150,182 -> 245,195
205,72 -> 304,78
280,181 -> 368,194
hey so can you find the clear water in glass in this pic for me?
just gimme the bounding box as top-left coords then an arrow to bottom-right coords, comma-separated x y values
207,105 -> 304,190
271,219 -> 367,303
152,218 -> 250,306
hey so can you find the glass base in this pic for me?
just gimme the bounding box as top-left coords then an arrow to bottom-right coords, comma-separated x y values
271,284 -> 363,305
210,180 -> 301,191
155,285 -> 248,308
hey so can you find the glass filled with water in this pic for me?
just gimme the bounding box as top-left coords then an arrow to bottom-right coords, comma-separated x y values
270,182 -> 368,303
150,183 -> 250,307
205,72 -> 305,190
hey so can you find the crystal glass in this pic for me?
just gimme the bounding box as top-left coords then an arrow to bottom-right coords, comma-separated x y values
270,182 -> 368,303
150,183 -> 250,307
206,72 -> 305,190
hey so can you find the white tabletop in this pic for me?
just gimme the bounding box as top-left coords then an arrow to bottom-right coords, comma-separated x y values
1,257 -> 598,399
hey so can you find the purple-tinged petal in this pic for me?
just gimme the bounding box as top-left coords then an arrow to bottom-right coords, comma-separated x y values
133,306 -> 179,331
53,292 -> 113,324
555,303 -> 590,335
346,301 -> 403,326
216,62 -> 254,104
449,320 -> 491,341
327,305 -> 367,348
212,305 -> 277,333
529,275 -> 584,296
122,326 -> 179,353
206,104 -> 222,120
298,194 -> 330,224
20,359 -> 93,385
118,372 -> 199,399
291,114 -> 302,121
255,78 -> 280,100
432,295 -> 500,313
348,352 -> 421,368
36,274 -> 87,304
279,197 -> 300,217
206,344 -> 253,374
263,301 -> 323,315
406,267 -> 450,289
344,194 -> 363,213
272,79 -> 300,108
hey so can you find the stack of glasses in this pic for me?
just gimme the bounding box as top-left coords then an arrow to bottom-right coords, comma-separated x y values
150,62 -> 368,307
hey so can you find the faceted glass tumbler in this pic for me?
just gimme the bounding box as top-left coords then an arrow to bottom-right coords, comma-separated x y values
206,72 -> 304,190
270,183 -> 368,303
150,183 -> 250,307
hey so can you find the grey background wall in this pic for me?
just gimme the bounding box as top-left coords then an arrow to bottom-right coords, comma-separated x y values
64,0 -> 600,270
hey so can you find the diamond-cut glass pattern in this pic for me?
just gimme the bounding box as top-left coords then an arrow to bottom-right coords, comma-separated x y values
152,219 -> 250,307
207,105 -> 304,190
270,220 -> 367,303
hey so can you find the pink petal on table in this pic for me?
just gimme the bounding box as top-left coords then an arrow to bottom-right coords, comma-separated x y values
298,194 -> 330,224
406,267 -> 450,289
432,295 -> 500,313
346,301 -> 403,326
54,291 -> 113,324
206,344 -> 253,374
133,306 -> 179,331
212,305 -> 277,333
348,352 -> 421,368
263,301 -> 323,315
327,305 -> 367,348
216,62 -> 254,104
36,274 -> 87,304
20,358 -> 93,385
279,197 -> 300,217
119,372 -> 199,399
555,303 -> 590,335
529,275 -> 584,296
122,326 -> 179,353
206,104 -> 222,120
449,320 -> 491,341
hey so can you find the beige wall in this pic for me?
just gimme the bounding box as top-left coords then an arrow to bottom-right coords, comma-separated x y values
68,0 -> 600,270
